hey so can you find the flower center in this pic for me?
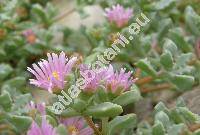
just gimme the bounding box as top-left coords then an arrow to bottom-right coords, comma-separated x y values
111,80 -> 118,86
67,125 -> 79,134
52,71 -> 59,80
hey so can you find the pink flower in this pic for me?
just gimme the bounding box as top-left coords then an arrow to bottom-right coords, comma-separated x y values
105,4 -> 133,28
105,65 -> 134,94
59,117 -> 93,135
196,39 -> 200,59
27,118 -> 57,135
80,64 -> 111,92
27,52 -> 77,93
80,64 -> 135,93
22,29 -> 36,44
27,101 -> 46,115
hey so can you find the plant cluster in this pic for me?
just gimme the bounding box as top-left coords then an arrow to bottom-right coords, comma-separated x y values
0,0 -> 200,135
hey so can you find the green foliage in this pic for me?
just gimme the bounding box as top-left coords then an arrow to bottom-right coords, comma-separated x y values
0,91 -> 12,111
8,115 -> 32,133
0,0 -> 200,134
56,124 -> 68,135
171,75 -> 194,90
0,64 -> 13,81
84,102 -> 123,118
185,6 -> 200,36
108,114 -> 137,135
137,101 -> 200,135
112,84 -> 141,106
136,58 -> 157,77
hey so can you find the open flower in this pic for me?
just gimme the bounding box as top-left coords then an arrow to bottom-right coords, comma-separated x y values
27,101 -> 46,115
22,29 -> 36,44
79,64 -> 111,92
27,118 -> 57,135
59,117 -> 93,135
104,65 -> 134,94
105,4 -> 133,28
27,52 -> 77,93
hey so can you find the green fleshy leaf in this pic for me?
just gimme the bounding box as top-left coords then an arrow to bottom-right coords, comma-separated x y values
94,88 -> 109,103
160,51 -> 173,70
136,121 -> 152,135
71,98 -> 87,112
112,85 -> 141,106
175,53 -> 193,68
152,0 -> 176,10
36,115 -> 57,127
56,124 -> 69,135
168,28 -> 192,52
176,97 -> 186,107
154,102 -> 169,114
167,124 -> 185,135
155,111 -> 171,129
169,109 -> 184,124
185,6 -> 200,36
152,122 -> 165,135
4,77 -> 26,88
136,58 -> 157,77
11,94 -> 32,114
84,52 -> 99,64
108,114 -> 137,135
0,91 -> 12,111
163,38 -> 178,55
145,0 -> 175,11
171,75 -> 194,91
84,102 -> 123,118
31,4 -> 48,23
46,115 -> 58,127
0,63 -> 13,80
60,108 -> 81,117
23,45 -> 43,55
9,115 -> 32,133
178,107 -> 199,123
157,19 -> 173,41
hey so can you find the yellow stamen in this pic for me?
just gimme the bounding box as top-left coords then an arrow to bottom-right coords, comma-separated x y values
67,126 -> 79,134
52,71 -> 59,80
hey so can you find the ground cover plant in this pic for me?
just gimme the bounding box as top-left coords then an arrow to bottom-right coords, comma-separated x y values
0,0 -> 200,135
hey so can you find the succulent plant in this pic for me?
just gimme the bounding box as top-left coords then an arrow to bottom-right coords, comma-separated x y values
0,0 -> 200,135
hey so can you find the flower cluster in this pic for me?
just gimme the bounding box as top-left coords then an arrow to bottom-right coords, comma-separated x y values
105,65 -> 134,94
80,64 -> 134,94
79,64 -> 110,92
105,4 -> 133,28
27,102 -> 93,135
28,52 -> 134,94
